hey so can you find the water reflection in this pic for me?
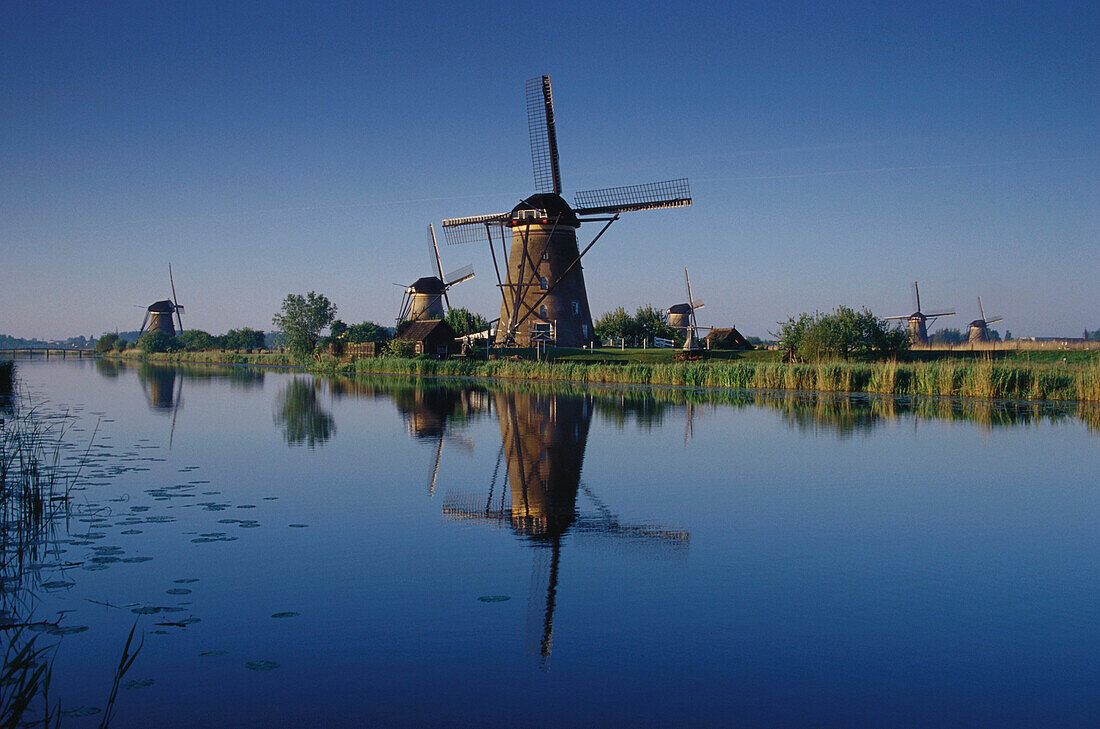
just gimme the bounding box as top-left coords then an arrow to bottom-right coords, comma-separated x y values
273,377 -> 335,448
443,388 -> 690,666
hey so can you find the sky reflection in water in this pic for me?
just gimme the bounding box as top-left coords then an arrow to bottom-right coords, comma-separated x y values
5,359 -> 1099,728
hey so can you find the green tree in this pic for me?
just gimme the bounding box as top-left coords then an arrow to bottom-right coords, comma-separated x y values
345,321 -> 392,344
384,339 -> 416,358
224,327 -> 265,350
177,329 -> 215,351
137,330 -> 180,354
634,304 -> 678,345
445,308 -> 489,336
271,292 -> 337,356
96,333 -> 121,353
594,306 -> 632,344
777,307 -> 906,362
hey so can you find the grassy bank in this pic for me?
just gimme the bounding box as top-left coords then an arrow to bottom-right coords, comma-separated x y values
101,350 -> 1100,403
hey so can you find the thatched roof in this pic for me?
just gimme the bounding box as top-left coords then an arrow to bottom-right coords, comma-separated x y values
395,319 -> 457,342
704,327 -> 751,349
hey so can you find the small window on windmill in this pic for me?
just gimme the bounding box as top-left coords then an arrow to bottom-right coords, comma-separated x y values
541,249 -> 549,261
539,305 -> 548,319
539,276 -> 548,290
571,301 -> 579,315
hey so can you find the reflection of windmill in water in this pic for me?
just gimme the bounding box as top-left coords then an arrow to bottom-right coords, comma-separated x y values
441,75 -> 691,347
138,264 -> 186,336
395,225 -> 475,330
884,281 -> 954,345
392,387 -> 489,495
136,363 -> 183,449
443,390 -> 690,667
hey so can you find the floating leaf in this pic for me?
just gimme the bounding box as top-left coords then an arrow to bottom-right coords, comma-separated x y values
61,707 -> 101,717
131,606 -> 165,615
121,556 -> 153,563
41,580 -> 76,590
174,578 -> 199,584
121,529 -> 143,535
288,524 -> 308,528
166,588 -> 191,595
200,650 -> 227,657
245,660 -> 279,671
477,595 -> 511,603
271,612 -> 300,619
47,625 -> 89,636
123,678 -> 154,690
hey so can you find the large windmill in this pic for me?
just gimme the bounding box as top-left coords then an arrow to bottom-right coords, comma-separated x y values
138,264 -> 185,336
441,75 -> 691,348
396,225 -> 475,329
967,297 -> 1004,343
884,281 -> 954,345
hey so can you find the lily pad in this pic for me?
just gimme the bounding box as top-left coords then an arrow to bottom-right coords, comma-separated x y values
200,650 -> 227,657
174,578 -> 199,584
477,595 -> 511,603
166,588 -> 191,595
123,678 -> 154,689
61,707 -> 101,718
271,612 -> 300,619
47,625 -> 89,636
288,524 -> 308,528
245,660 -> 280,671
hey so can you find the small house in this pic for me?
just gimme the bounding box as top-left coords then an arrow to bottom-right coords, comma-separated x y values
395,319 -> 459,359
704,327 -> 752,350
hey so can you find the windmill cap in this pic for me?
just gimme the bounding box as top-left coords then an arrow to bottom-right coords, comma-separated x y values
668,303 -> 693,314
409,276 -> 446,294
148,299 -> 176,312
510,193 -> 579,228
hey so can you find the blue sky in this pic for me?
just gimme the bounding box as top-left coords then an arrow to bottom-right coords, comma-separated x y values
2,0 -> 1096,339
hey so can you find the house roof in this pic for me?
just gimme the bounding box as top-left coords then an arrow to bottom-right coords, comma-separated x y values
395,318 -> 457,342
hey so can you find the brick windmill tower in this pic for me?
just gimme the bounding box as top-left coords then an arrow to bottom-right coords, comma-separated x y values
441,76 -> 691,348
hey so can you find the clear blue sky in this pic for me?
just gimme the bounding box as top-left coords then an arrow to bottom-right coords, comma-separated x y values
2,0 -> 1096,340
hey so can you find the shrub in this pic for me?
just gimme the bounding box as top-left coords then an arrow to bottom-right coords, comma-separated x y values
136,330 -> 180,354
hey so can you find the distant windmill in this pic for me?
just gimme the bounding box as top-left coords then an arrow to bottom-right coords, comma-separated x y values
138,264 -> 185,336
441,75 -> 691,348
672,268 -> 708,351
396,224 -> 475,328
967,297 -> 1004,342
884,281 -> 954,345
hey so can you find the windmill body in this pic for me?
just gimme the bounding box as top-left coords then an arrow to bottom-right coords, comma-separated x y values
139,265 -> 185,336
666,303 -> 694,331
884,281 -> 953,345
396,226 -> 475,331
967,297 -> 1003,342
441,76 -> 691,348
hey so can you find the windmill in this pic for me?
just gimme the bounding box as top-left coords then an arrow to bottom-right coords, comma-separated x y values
442,390 -> 689,667
441,75 -> 691,348
139,264 -> 185,336
967,297 -> 1004,343
884,281 -> 954,345
674,268 -> 709,351
396,225 -> 475,329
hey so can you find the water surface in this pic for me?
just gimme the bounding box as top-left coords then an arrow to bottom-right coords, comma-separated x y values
5,359 -> 1099,728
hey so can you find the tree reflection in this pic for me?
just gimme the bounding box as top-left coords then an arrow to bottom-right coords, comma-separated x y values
273,377 -> 335,448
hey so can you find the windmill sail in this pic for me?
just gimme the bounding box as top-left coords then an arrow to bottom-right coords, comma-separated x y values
527,75 -> 561,195
440,213 -> 510,246
574,178 -> 692,216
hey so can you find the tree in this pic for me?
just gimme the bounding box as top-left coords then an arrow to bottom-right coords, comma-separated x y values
96,333 -> 121,353
594,306 -> 632,344
271,292 -> 336,356
345,321 -> 392,344
930,328 -> 964,345
776,307 -> 907,362
137,330 -> 180,354
177,329 -> 215,351
445,308 -> 489,336
224,327 -> 265,350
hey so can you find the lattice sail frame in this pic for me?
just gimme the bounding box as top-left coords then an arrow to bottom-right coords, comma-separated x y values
527,76 -> 561,195
574,178 -> 692,216
440,213 -> 510,246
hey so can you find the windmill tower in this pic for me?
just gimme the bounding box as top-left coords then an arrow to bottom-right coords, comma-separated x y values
396,225 -> 475,329
441,76 -> 691,348
884,281 -> 954,345
967,297 -> 1004,342
139,264 -> 185,336
672,268 -> 707,351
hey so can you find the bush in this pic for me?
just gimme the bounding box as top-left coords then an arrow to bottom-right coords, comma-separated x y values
177,330 -> 215,351
137,330 -> 180,354
384,339 -> 416,358
96,333 -> 121,353
776,306 -> 907,362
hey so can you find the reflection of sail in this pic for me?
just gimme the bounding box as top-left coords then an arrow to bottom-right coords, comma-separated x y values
273,377 -> 335,448
443,388 -> 689,668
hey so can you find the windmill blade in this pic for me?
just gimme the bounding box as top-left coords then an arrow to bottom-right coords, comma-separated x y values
169,263 -> 183,333
428,224 -> 450,312
444,264 -> 475,287
883,315 -> 910,321
684,268 -> 699,331
574,178 -> 691,216
926,311 -> 955,318
691,298 -> 705,310
527,75 -> 562,195
986,316 -> 1003,325
913,281 -> 921,313
978,296 -> 987,322
441,213 -> 510,245
139,310 -> 150,335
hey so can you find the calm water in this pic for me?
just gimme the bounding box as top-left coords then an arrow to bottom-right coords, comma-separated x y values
4,358 -> 1100,728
